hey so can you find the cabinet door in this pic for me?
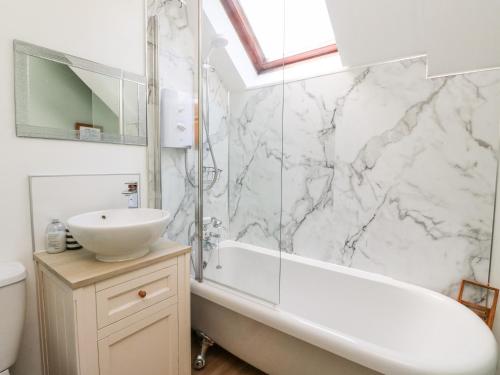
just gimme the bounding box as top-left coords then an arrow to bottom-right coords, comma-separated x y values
98,305 -> 178,375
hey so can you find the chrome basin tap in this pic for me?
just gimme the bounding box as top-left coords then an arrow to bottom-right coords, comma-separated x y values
122,182 -> 139,209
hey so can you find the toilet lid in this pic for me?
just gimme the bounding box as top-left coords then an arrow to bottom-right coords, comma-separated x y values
0,262 -> 26,288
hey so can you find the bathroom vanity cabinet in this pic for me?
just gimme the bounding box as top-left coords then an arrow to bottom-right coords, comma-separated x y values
34,240 -> 191,375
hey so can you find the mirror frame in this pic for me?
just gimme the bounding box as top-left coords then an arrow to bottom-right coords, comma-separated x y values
14,40 -> 147,146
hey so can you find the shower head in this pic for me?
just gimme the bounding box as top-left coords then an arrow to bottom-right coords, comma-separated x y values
205,34 -> 228,61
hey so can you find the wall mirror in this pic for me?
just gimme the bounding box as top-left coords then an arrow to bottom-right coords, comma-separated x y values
14,40 -> 147,145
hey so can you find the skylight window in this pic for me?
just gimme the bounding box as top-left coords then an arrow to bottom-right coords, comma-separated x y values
221,0 -> 337,73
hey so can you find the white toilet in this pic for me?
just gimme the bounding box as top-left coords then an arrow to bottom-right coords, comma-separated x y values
0,262 -> 26,375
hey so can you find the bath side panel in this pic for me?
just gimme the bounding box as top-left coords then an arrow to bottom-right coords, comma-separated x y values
191,294 -> 379,375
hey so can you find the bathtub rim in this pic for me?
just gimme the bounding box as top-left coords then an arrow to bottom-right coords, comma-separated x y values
193,240 -> 498,375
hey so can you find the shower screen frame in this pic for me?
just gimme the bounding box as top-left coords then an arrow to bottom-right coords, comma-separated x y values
146,0 -> 205,281
194,0 -> 204,281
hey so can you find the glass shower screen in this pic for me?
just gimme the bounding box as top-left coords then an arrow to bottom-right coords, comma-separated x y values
149,0 -> 285,304
199,0 -> 285,304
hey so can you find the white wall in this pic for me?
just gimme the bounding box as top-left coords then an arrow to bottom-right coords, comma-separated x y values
328,0 -> 500,76
327,0 -> 424,68
0,1 -> 147,374
424,0 -> 500,77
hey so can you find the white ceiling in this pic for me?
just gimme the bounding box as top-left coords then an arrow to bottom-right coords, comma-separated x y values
327,0 -> 500,76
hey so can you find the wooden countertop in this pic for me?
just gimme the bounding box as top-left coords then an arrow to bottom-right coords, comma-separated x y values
34,240 -> 191,289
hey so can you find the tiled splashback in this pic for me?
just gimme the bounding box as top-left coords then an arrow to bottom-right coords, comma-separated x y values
29,174 -> 140,252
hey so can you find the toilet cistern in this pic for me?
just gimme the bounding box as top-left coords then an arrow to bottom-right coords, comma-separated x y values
0,261 -> 26,375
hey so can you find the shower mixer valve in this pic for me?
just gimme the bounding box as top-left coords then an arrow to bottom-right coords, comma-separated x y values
210,217 -> 222,228
201,217 -> 222,251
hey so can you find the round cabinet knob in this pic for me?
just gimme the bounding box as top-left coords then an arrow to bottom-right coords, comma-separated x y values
138,290 -> 147,298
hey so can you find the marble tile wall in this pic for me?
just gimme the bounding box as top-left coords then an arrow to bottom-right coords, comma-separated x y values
229,85 -> 284,250
151,0 -> 500,296
150,0 -> 229,245
202,71 -> 230,240
150,0 -> 195,244
230,58 -> 500,295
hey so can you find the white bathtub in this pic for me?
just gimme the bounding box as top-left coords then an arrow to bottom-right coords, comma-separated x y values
191,240 -> 498,375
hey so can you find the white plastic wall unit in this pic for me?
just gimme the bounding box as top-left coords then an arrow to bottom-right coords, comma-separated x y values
160,88 -> 194,148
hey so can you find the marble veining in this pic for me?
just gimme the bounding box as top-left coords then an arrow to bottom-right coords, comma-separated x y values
151,0 -> 500,297
229,58 -> 500,296
150,0 -> 230,245
229,85 -> 284,250
150,0 -> 196,244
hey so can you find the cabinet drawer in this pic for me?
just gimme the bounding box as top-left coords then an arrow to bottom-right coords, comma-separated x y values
96,265 -> 177,328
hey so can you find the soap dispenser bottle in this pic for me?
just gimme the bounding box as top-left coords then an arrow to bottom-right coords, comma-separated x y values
45,219 -> 66,254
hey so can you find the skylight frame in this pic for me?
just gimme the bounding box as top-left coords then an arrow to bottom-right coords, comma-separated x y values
221,0 -> 338,74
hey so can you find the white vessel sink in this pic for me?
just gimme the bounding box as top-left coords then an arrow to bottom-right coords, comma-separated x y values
67,208 -> 170,262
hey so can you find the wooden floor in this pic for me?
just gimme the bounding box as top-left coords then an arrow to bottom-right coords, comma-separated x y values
191,335 -> 266,375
